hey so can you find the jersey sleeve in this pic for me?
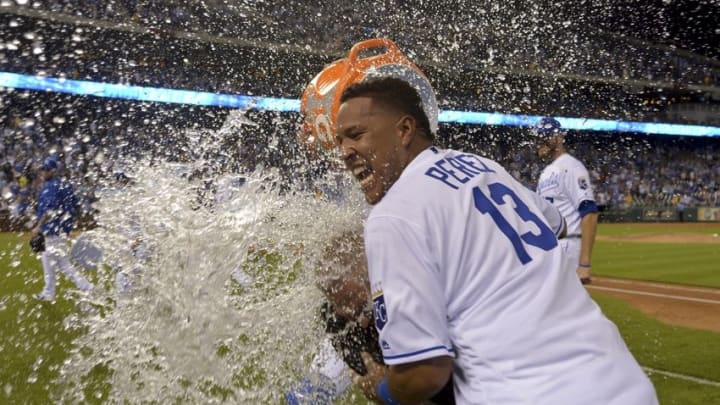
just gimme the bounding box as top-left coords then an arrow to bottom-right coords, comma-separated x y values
565,161 -> 595,212
364,215 -> 454,365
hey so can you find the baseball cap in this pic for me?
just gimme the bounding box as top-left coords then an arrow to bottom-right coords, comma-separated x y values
534,117 -> 563,136
300,38 -> 439,152
114,171 -> 130,181
40,158 -> 58,171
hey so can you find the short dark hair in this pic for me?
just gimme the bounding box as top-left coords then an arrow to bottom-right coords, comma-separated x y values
340,77 -> 434,141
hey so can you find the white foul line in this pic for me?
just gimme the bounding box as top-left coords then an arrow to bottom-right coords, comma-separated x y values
643,367 -> 720,387
596,278 -> 720,295
587,285 -> 720,305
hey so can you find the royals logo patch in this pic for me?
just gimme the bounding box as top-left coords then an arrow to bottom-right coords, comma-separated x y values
578,177 -> 589,190
372,291 -> 388,331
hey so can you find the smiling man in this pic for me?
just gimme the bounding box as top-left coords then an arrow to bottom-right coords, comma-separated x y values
335,77 -> 657,405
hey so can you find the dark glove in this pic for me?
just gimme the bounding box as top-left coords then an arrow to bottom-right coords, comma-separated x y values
30,234 -> 45,253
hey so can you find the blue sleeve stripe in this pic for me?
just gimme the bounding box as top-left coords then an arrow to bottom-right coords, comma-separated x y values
578,200 -> 599,217
383,345 -> 455,360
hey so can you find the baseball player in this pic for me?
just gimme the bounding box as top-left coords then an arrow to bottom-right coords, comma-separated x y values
334,77 -> 657,404
535,117 -> 598,284
32,158 -> 93,302
94,171 -> 150,295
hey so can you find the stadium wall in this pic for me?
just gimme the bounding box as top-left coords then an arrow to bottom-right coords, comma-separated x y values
2,207 -> 716,233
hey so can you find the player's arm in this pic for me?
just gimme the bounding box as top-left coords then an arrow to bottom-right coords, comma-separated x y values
361,216 -> 454,404
31,194 -> 52,235
569,164 -> 599,278
579,206 -> 598,268
385,356 -> 453,403
32,211 -> 49,234
356,352 -> 452,404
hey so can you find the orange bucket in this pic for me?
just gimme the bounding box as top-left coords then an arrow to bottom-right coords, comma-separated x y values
300,38 -> 438,152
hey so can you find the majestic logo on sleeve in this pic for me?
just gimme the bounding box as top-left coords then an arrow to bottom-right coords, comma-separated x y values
578,177 -> 589,190
372,290 -> 387,331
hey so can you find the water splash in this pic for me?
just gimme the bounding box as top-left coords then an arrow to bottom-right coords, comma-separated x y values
54,128 -> 367,403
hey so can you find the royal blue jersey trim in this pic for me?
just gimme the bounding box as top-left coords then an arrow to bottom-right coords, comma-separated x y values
578,200 -> 599,217
383,345 -> 454,360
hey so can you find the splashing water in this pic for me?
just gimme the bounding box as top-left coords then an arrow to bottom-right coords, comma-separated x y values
53,124 -> 367,403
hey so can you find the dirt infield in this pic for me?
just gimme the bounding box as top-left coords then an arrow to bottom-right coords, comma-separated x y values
587,277 -> 720,332
590,223 -> 720,332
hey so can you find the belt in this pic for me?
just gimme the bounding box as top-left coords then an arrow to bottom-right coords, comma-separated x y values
566,234 -> 582,239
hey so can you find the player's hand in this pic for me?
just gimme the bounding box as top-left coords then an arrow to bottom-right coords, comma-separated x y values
351,352 -> 385,403
576,265 -> 591,284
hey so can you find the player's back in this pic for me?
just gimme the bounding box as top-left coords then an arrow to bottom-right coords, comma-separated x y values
368,147 -> 656,405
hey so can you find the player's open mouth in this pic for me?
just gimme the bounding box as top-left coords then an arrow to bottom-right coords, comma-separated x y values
352,165 -> 374,188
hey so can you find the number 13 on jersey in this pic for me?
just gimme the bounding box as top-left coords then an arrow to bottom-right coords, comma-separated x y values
473,182 -> 557,265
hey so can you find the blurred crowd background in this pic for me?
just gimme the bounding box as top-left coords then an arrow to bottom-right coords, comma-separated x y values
1,0 -> 718,228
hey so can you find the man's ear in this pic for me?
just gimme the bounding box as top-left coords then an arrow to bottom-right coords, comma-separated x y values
396,115 -> 417,147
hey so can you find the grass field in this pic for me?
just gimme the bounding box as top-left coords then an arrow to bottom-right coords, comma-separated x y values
593,222 -> 720,287
1,222 -> 719,404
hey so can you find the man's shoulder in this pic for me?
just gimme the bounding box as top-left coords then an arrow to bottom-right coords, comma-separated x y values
367,185 -> 435,229
558,153 -> 588,171
367,193 -> 417,221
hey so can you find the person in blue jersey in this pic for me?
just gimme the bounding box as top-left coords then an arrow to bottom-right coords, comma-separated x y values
31,158 -> 93,302
335,77 -> 656,405
535,117 -> 599,285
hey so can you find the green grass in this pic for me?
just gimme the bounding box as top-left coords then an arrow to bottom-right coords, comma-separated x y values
593,294 -> 720,381
597,222 -> 720,237
2,228 -> 720,404
594,223 -> 720,287
0,232 -> 99,404
592,293 -> 720,404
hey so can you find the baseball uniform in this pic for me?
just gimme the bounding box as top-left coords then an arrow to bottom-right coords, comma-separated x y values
364,147 -> 657,404
35,173 -> 93,301
537,153 -> 597,273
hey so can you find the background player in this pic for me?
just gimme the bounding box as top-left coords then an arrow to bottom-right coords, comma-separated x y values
335,77 -> 656,404
535,117 -> 599,284
32,158 -> 93,302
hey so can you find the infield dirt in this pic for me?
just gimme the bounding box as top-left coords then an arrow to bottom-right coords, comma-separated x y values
588,277 -> 720,332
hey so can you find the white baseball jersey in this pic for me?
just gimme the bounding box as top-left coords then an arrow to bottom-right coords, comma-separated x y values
537,153 -> 595,237
364,147 -> 656,405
